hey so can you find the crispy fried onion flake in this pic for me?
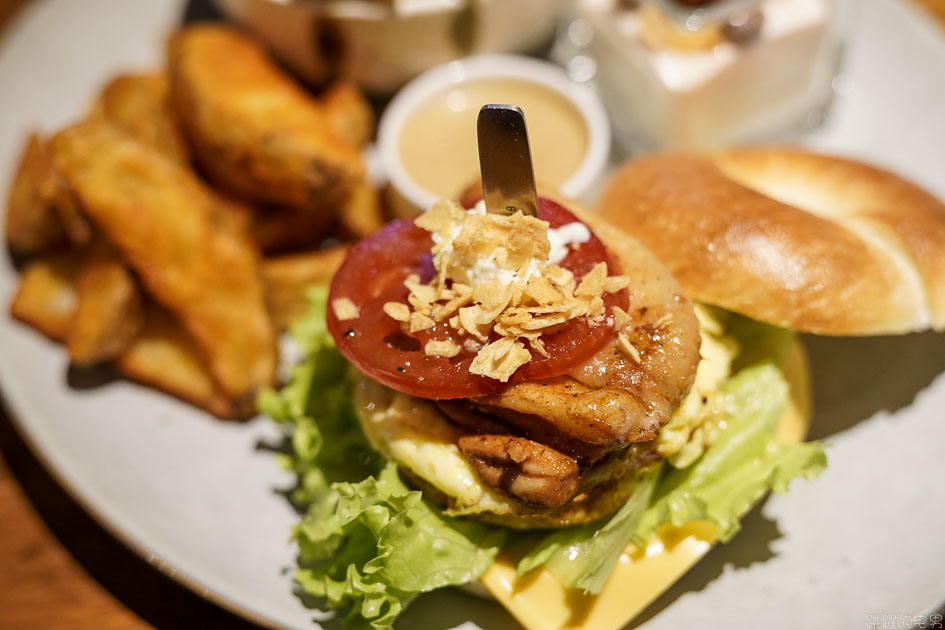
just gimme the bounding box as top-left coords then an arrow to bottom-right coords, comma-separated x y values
383,200 -> 630,381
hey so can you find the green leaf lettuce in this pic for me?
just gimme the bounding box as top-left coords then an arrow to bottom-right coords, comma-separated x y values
259,288 -> 827,622
518,361 -> 826,594
257,287 -> 504,630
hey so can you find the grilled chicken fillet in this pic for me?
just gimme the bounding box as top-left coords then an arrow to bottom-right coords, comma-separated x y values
344,202 -> 702,525
439,218 -> 702,510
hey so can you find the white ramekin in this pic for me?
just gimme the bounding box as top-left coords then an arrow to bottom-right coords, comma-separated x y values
377,54 -> 612,215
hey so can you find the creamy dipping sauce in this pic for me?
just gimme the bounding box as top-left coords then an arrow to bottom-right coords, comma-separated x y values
398,78 -> 589,200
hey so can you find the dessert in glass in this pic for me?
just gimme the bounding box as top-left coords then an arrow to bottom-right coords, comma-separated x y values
569,0 -> 848,150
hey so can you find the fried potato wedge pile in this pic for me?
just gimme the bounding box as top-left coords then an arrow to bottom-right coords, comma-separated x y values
168,25 -> 366,217
5,25 -> 380,419
50,120 -> 277,405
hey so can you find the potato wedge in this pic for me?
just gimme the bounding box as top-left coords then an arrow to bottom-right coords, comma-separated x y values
5,132 -> 91,252
49,120 -> 276,405
9,252 -> 81,342
91,72 -> 190,164
51,181 -> 93,247
250,170 -> 381,253
5,133 -> 66,255
116,306 -> 239,419
338,178 -> 384,239
252,205 -> 337,254
167,25 -> 364,214
67,240 -> 145,366
263,246 -> 347,330
321,80 -> 375,149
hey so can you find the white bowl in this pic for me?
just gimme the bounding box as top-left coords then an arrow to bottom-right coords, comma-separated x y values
377,54 -> 612,215
214,0 -> 566,93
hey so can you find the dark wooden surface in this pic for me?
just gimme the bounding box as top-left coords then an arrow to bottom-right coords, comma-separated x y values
0,404 -> 262,630
1,0 -> 944,629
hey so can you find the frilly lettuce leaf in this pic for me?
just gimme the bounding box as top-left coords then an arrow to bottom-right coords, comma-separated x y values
257,287 -> 504,629
519,361 -> 826,594
635,362 -> 826,543
295,461 -> 505,630
257,286 -> 381,506
515,464 -> 662,594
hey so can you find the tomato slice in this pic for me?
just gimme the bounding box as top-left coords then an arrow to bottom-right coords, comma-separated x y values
326,197 -> 628,399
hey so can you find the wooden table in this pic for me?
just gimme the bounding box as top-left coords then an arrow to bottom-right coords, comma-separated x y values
1,1 -> 944,629
0,406 -> 260,630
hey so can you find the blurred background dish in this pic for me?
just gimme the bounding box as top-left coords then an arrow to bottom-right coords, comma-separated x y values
214,0 -> 567,93
563,0 -> 850,151
377,54 -> 611,216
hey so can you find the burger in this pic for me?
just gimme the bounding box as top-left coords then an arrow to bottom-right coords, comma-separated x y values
259,148 -> 945,630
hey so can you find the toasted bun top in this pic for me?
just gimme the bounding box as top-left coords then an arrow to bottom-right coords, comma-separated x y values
596,148 -> 945,335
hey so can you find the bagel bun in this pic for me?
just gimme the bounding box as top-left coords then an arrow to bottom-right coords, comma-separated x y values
596,148 -> 945,335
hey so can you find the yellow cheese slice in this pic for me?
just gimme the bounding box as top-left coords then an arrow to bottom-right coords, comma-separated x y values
480,337 -> 811,630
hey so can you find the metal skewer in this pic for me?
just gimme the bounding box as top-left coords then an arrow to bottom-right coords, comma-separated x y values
477,104 -> 540,218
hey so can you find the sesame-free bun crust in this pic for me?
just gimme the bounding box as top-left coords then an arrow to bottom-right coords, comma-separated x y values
596,148 -> 945,335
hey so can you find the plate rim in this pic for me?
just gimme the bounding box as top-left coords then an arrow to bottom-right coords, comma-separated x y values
1,0 -> 945,629
0,369 -> 295,630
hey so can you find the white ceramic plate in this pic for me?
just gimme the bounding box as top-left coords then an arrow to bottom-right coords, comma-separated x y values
1,1 -> 944,629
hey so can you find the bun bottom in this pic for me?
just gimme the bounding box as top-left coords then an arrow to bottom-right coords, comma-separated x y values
476,334 -> 811,629
353,374 -> 664,528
